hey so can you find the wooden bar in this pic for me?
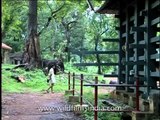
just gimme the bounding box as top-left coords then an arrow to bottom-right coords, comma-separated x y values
151,0 -> 160,9
94,76 -> 98,120
68,72 -> 71,90
150,53 -> 160,59
104,74 -> 118,77
129,44 -> 145,49
150,72 -> 160,77
73,73 -> 75,96
151,17 -> 160,26
136,77 -> 140,111
83,84 -> 148,87
74,63 -> 119,66
102,38 -> 119,42
80,74 -> 84,105
123,61 -> 146,65
72,51 -> 119,55
131,27 -> 147,32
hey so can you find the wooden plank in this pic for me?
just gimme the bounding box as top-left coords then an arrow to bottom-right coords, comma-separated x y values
129,30 -> 134,34
129,57 -> 134,61
123,61 -> 146,65
122,33 -> 127,37
150,36 -> 160,43
131,27 -> 147,32
83,84 -> 147,87
139,71 -> 145,76
139,40 -> 145,44
74,63 -> 119,66
129,44 -> 145,49
151,72 -> 160,77
151,17 -> 160,26
72,51 -> 119,55
139,24 -> 146,27
102,38 -> 119,42
139,56 -> 145,61
150,53 -> 160,59
151,0 -> 160,9
104,74 -> 118,77
130,16 -> 134,22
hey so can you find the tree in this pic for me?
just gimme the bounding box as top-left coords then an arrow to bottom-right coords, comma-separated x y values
2,0 -> 28,52
24,0 -> 41,68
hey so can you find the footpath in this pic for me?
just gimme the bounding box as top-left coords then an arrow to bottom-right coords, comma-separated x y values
2,92 -> 84,120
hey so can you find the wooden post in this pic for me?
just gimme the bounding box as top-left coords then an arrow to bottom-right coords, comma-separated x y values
80,74 -> 83,105
73,72 -> 75,96
68,72 -> 70,90
94,76 -> 98,120
136,76 -> 140,111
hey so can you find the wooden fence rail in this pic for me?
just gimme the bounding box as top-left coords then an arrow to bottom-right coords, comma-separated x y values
67,72 -> 147,120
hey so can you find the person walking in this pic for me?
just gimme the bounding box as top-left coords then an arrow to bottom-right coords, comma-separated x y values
46,65 -> 56,93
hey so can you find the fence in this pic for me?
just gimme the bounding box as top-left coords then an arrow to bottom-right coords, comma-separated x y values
66,72 -> 148,120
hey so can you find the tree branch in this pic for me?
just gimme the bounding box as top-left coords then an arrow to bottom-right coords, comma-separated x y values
101,28 -> 109,35
86,0 -> 95,11
38,2 -> 65,36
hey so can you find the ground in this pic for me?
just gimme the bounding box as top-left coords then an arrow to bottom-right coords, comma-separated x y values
2,92 -> 84,120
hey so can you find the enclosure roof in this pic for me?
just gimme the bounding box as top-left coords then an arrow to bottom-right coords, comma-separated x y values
2,43 -> 12,50
96,0 -> 119,14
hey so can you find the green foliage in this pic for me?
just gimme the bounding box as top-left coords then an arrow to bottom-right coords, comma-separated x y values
2,0 -> 28,52
2,0 -> 119,74
2,64 -> 68,93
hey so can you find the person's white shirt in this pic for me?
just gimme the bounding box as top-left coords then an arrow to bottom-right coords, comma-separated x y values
48,68 -> 56,83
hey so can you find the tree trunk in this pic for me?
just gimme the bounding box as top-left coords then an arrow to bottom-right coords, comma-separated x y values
66,28 -> 71,62
95,36 -> 101,74
24,0 -> 41,68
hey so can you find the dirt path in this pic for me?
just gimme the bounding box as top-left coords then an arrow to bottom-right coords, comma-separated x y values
2,92 -> 84,120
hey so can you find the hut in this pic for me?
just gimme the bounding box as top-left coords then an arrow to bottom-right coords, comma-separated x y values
1,43 -> 12,63
9,52 -> 23,65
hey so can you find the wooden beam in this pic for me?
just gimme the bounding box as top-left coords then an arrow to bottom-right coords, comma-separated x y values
151,72 -> 160,77
129,44 -> 146,49
151,17 -> 160,26
150,53 -> 160,59
71,51 -> 119,55
151,36 -> 160,43
102,38 -> 119,42
104,74 -> 118,77
151,0 -> 160,9
123,61 -> 146,65
74,63 -> 119,66
131,27 -> 147,32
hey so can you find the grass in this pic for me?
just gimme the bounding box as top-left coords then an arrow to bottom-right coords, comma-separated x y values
2,64 -> 68,93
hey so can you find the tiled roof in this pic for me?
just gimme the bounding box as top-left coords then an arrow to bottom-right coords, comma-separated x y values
2,43 -> 12,50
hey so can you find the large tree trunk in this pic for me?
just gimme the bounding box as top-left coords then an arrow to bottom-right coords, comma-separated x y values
24,0 -> 41,68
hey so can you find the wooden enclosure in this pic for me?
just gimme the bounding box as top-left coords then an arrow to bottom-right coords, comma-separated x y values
97,0 -> 160,96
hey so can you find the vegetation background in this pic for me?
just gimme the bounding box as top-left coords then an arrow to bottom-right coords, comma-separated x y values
2,0 -> 120,119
